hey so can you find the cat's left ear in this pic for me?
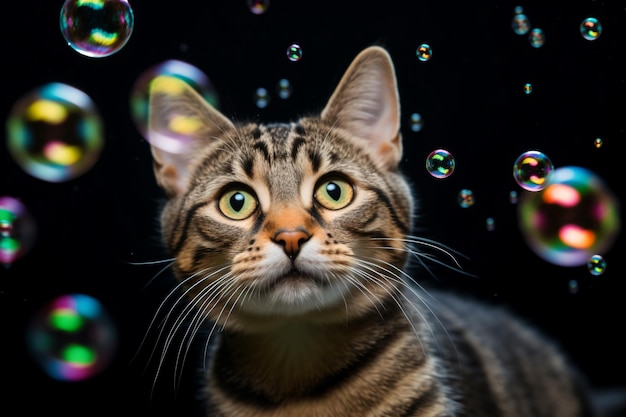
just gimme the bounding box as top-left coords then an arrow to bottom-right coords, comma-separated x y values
148,75 -> 235,196
321,46 -> 402,170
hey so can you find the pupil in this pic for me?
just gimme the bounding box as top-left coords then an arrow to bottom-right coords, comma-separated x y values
230,193 -> 245,212
326,182 -> 341,201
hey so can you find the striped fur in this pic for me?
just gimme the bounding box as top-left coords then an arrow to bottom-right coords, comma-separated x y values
147,46 -> 596,416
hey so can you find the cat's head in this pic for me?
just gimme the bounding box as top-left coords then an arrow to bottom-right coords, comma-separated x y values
147,46 -> 413,329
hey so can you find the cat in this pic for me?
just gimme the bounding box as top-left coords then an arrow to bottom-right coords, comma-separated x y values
144,45 -> 602,416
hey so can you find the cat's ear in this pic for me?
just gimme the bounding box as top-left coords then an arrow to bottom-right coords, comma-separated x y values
148,75 -> 235,196
321,46 -> 402,170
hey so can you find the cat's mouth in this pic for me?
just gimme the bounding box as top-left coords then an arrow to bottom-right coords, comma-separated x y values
268,267 -> 329,289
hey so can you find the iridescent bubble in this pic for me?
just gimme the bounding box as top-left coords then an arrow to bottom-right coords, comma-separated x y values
426,149 -> 455,179
587,254 -> 607,276
523,83 -> 533,95
594,137 -> 603,148
286,44 -> 303,62
580,17 -> 602,41
6,83 -> 104,182
513,5 -> 524,15
457,189 -> 475,208
416,43 -> 432,62
0,196 -> 37,266
486,217 -> 495,231
513,150 -> 554,192
509,190 -> 519,204
276,78 -> 292,99
129,60 -> 220,142
247,0 -> 269,14
27,294 -> 117,381
512,13 -> 531,35
255,87 -> 270,108
529,28 -> 545,48
410,113 -> 423,132
517,166 -> 621,267
60,0 -> 134,58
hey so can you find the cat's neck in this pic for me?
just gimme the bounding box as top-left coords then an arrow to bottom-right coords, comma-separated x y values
211,302 -> 419,399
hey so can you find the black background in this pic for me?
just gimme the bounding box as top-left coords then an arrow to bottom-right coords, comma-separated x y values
2,0 -> 625,415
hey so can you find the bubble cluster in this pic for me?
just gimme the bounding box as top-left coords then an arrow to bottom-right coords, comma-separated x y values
286,44 -> 303,62
580,17 -> 602,41
587,254 -> 607,276
59,0 -> 134,58
247,0 -> 269,15
457,189 -> 475,208
517,166 -> 621,267
409,113 -> 423,132
416,44 -> 432,62
513,150 -> 554,192
425,149 -> 455,179
0,197 -> 37,266
6,83 -> 104,182
529,28 -> 545,48
27,294 -> 118,381
129,60 -> 220,142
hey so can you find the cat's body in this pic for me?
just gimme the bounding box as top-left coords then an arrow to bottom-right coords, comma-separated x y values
146,46 -> 598,416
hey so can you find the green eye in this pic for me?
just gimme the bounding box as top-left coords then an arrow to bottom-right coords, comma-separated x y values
218,189 -> 258,220
314,177 -> 354,210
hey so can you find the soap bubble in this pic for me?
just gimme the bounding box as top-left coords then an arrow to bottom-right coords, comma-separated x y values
426,149 -> 455,179
255,87 -> 270,108
512,13 -> 531,35
6,83 -> 104,182
27,294 -> 118,381
286,44 -> 303,62
416,43 -> 432,62
517,166 -> 621,267
529,28 -> 545,48
247,0 -> 269,14
276,78 -> 292,99
0,196 -> 37,266
457,189 -> 475,208
409,113 -> 423,132
523,83 -> 533,95
60,0 -> 134,58
587,254 -> 607,276
593,138 -> 603,148
129,60 -> 220,141
513,150 -> 554,192
580,17 -> 602,41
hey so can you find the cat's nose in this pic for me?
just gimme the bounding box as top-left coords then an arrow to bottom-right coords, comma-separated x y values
272,228 -> 311,259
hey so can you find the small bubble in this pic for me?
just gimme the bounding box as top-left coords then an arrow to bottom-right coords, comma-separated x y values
457,189 -> 475,208
59,0 -> 134,58
587,254 -> 607,276
6,83 -> 104,182
568,279 -> 579,294
580,17 -> 602,41
512,13 -> 531,35
416,43 -> 432,62
513,150 -> 554,192
276,78 -> 292,99
513,5 -> 524,15
593,137 -> 603,148
247,0 -> 269,15
486,217 -> 496,231
426,149 -> 455,179
0,196 -> 37,266
255,87 -> 270,108
509,190 -> 519,204
286,44 -> 303,62
529,28 -> 545,48
523,83 -> 533,95
27,294 -> 118,381
409,113 -> 423,132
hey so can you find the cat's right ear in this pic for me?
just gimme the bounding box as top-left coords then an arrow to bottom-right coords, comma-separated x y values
147,75 -> 234,197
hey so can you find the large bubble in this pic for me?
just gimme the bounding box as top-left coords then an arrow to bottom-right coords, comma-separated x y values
517,166 -> 621,266
27,294 -> 118,381
6,83 -> 104,182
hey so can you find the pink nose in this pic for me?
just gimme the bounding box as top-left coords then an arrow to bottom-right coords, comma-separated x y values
272,229 -> 311,259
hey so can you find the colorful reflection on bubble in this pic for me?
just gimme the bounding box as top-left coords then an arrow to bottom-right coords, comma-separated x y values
416,43 -> 432,62
6,83 -> 104,182
513,150 -> 554,192
27,294 -> 117,382
287,44 -> 303,62
0,196 -> 37,266
580,17 -> 602,41
512,13 -> 531,35
426,149 -> 455,179
129,60 -> 220,143
517,166 -> 621,267
60,0 -> 134,58
529,28 -> 545,48
457,189 -> 475,208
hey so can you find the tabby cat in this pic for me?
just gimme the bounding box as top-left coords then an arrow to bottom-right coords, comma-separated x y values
145,46 -> 597,416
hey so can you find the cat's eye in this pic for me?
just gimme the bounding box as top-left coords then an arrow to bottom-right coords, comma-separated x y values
218,188 -> 258,220
314,177 -> 354,210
